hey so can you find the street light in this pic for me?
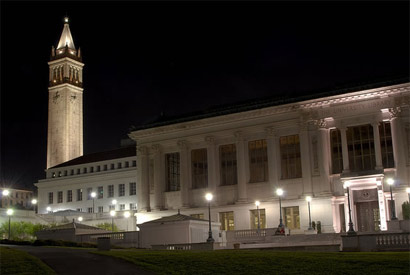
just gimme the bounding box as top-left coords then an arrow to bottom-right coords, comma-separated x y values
110,210 -> 116,232
275,188 -> 285,235
31,199 -> 38,213
91,192 -> 96,213
343,181 -> 356,235
306,196 -> 313,231
406,187 -> 410,202
255,201 -> 261,232
7,208 -> 13,240
78,216 -> 83,222
46,206 -> 52,213
205,193 -> 214,243
111,199 -> 117,211
124,211 -> 130,231
1,189 -> 10,208
387,178 -> 397,220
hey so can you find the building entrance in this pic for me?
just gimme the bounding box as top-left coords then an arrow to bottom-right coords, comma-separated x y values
356,201 -> 380,232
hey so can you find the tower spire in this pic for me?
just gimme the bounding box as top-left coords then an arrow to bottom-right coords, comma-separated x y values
57,16 -> 76,50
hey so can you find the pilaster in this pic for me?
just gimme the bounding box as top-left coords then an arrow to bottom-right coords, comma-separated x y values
266,127 -> 279,192
299,121 -> 313,196
389,107 -> 407,185
339,127 -> 350,173
178,140 -> 190,208
235,131 -> 248,203
371,122 -> 383,170
152,144 -> 163,210
137,146 -> 150,212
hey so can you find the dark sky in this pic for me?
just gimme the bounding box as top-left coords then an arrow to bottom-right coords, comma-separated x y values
1,1 -> 409,190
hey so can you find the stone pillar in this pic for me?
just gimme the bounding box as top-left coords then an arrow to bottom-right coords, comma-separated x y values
235,131 -> 247,203
317,120 -> 331,194
178,140 -> 190,208
339,127 -> 350,173
266,127 -> 279,192
206,136 -> 217,194
152,144 -> 163,210
137,146 -> 150,212
371,122 -> 383,170
299,122 -> 313,196
389,107 -> 407,184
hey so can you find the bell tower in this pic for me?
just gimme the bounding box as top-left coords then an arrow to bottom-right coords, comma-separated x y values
47,17 -> 84,168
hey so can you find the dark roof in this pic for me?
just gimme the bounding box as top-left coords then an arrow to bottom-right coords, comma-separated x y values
133,77 -> 409,131
43,221 -> 105,231
142,213 -> 208,224
51,146 -> 136,168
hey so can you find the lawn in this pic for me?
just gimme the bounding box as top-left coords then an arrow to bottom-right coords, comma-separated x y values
94,249 -> 410,275
0,246 -> 55,275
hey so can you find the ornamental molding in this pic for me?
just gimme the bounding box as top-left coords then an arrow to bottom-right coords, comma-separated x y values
388,107 -> 401,118
137,146 -> 148,156
177,140 -> 189,150
205,136 -> 215,145
130,83 -> 410,139
151,144 -> 161,154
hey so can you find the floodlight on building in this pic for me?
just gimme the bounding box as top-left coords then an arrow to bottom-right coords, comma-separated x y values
406,187 -> 410,202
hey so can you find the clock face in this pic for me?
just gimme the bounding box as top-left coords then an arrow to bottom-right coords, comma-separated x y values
52,91 -> 60,104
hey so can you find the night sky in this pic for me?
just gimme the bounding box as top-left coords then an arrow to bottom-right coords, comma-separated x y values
1,1 -> 409,190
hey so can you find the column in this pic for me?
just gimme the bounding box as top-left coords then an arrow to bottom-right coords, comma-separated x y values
339,127 -> 350,173
371,122 -> 383,170
206,136 -> 217,194
235,131 -> 247,203
266,127 -> 279,192
317,120 -> 331,194
389,107 -> 407,184
152,144 -> 163,210
137,146 -> 150,212
178,140 -> 190,208
299,122 -> 313,196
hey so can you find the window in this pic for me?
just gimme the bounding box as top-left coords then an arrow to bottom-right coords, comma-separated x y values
83,167 -> 87,173
67,190 -> 72,202
347,124 -> 375,172
57,191 -> 63,203
90,167 -> 94,173
98,186 -> 103,199
96,166 -> 101,172
191,148 -> 208,189
219,211 -> 235,231
130,203 -> 137,210
87,207 -> 93,213
76,208 -> 82,212
87,188 -> 93,200
109,205 -> 115,211
118,162 -> 122,169
77,189 -> 83,201
166,153 -> 180,191
119,204 -> 125,210
48,192 -> 53,204
248,140 -> 268,182
132,160 -> 137,167
111,163 -> 115,170
108,185 -> 114,198
70,169 -> 74,175
125,161 -> 129,168
103,164 -> 108,171
220,144 -> 237,186
250,209 -> 266,229
284,206 -> 300,230
119,184 -> 125,197
190,213 -> 204,219
379,121 -> 394,168
129,182 -> 136,196
77,168 -> 81,174
98,206 -> 104,213
280,135 -> 302,179
330,129 -> 343,174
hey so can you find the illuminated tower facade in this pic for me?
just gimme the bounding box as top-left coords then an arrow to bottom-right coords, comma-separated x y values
47,17 -> 84,168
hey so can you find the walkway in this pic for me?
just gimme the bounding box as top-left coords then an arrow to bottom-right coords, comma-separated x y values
10,245 -> 153,275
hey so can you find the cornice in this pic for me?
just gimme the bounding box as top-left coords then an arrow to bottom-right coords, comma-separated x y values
48,57 -> 84,67
130,83 -> 410,140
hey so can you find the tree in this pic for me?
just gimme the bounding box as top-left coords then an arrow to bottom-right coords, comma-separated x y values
95,222 -> 119,232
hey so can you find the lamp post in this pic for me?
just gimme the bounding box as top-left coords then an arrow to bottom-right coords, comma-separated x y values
110,210 -> 116,232
275,188 -> 284,235
387,178 -> 397,220
111,199 -> 117,211
78,216 -> 83,222
31,199 -> 38,213
7,208 -> 13,240
46,206 -> 52,213
343,181 -> 356,235
406,187 -> 410,202
306,196 -> 313,230
91,192 -> 96,213
255,201 -> 261,232
205,193 -> 214,243
124,211 -> 130,231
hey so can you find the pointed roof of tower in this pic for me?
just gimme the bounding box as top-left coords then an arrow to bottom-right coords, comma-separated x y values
57,17 -> 76,50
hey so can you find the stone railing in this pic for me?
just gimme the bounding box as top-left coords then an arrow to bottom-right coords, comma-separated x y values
76,231 -> 139,248
226,228 -> 277,244
342,232 -> 410,252
151,242 -> 215,251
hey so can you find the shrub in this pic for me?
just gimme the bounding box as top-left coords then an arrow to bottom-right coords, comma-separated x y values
95,222 -> 119,232
402,201 -> 410,220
